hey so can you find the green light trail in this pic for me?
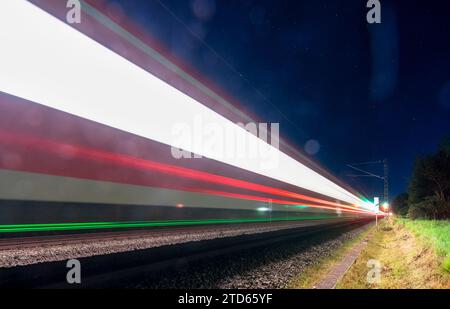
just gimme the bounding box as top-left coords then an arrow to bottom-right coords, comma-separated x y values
0,216 -> 340,233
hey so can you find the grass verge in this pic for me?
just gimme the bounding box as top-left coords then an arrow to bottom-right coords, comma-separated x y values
287,223 -> 375,288
337,218 -> 450,289
398,219 -> 450,272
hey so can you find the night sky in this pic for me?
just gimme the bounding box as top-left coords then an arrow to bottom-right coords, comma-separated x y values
107,0 -> 450,200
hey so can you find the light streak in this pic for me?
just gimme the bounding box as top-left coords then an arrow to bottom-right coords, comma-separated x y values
0,130 -> 370,214
0,216 -> 343,233
0,1 -> 374,211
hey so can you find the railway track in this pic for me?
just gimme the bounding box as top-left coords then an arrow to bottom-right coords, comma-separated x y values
0,218 -> 372,288
0,219 -> 348,251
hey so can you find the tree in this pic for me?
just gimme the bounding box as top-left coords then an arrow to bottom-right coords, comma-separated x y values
392,193 -> 409,216
407,137 -> 450,219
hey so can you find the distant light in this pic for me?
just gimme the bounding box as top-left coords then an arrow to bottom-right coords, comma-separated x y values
389,212 -> 393,216
176,203 -> 184,208
257,207 -> 270,212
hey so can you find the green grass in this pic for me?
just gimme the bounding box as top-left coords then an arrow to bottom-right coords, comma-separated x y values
338,219 -> 450,288
398,219 -> 450,272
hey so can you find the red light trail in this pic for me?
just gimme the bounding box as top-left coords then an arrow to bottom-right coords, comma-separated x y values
0,130 -> 373,215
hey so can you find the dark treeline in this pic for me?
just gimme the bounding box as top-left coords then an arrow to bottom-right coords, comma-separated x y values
392,138 -> 450,219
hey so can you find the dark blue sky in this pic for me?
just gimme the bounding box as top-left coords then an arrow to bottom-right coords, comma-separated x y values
107,0 -> 450,200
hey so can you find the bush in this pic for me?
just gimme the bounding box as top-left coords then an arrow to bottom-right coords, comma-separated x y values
408,197 -> 450,220
408,203 -> 428,220
392,193 -> 409,216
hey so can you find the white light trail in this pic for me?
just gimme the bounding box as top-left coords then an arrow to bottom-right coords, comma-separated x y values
0,1 -> 374,210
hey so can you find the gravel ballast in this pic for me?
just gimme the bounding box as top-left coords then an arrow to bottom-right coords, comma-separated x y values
133,221 -> 373,288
